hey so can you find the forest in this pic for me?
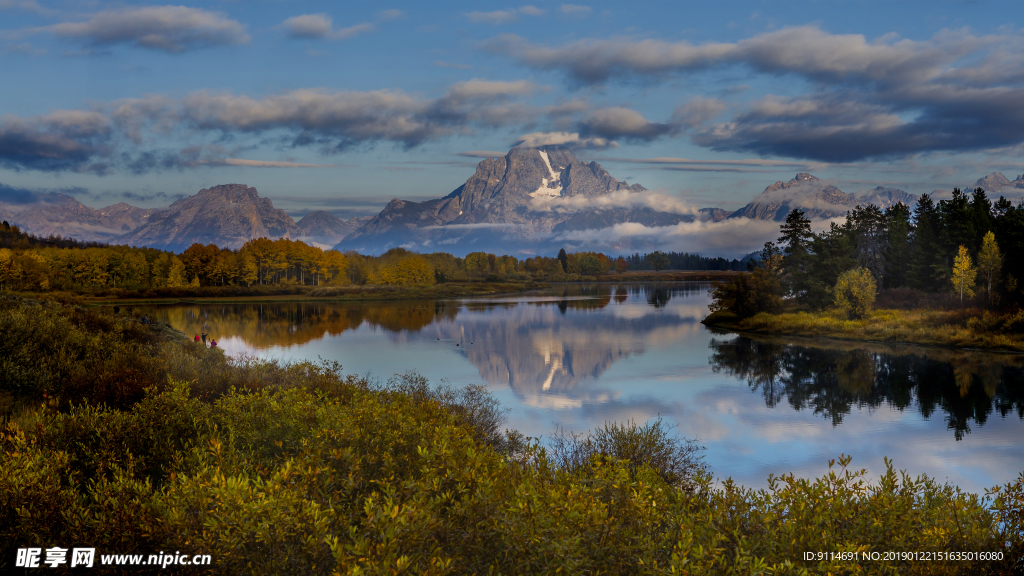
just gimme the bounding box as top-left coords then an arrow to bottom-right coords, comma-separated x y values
0,219 -> 732,294
710,188 -> 1024,315
704,188 -> 1024,350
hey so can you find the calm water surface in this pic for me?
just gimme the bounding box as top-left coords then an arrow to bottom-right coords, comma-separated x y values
139,283 -> 1024,492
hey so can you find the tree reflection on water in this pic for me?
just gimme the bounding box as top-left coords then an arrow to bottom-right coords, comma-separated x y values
708,334 -> 1024,440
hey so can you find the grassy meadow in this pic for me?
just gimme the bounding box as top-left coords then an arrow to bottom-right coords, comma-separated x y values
704,305 -> 1024,352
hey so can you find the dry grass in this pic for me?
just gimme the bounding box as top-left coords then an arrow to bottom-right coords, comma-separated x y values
707,306 -> 1024,352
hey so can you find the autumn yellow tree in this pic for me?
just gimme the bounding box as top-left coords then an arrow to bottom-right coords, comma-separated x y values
832,267 -> 877,319
166,255 -> 190,287
976,231 -> 1002,302
0,248 -> 12,290
322,250 -> 348,285
950,244 -> 977,303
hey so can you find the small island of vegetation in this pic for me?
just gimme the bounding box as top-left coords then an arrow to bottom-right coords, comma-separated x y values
705,187 -> 1024,352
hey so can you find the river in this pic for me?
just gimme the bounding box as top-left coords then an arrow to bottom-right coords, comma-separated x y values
138,283 -> 1024,492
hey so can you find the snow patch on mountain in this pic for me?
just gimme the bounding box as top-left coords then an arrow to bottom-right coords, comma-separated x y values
529,150 -> 563,198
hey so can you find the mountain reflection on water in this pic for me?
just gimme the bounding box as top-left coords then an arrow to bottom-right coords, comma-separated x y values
708,333 -> 1024,440
148,284 -> 706,408
140,283 -> 1024,490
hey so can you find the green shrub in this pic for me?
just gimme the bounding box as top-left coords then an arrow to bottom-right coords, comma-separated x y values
548,418 -> 706,493
833,267 -> 878,319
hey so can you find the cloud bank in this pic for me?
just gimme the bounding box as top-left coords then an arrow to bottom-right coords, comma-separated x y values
44,6 -> 250,52
486,26 -> 1024,161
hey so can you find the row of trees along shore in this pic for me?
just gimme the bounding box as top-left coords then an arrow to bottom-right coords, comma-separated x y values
712,187 -> 1024,319
1,219 -> 738,292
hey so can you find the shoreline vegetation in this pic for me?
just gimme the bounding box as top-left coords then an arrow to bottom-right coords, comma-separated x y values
703,306 -> 1024,353
1,296 -> 1022,574
1,220 -> 738,304
705,188 -> 1024,353
11,271 -> 738,306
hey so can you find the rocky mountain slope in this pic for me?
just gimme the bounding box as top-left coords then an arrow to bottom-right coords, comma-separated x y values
117,184 -> 300,251
0,192 -> 154,243
975,172 -> 1024,194
9,164 -> 1020,256
729,173 -> 917,221
337,147 -> 693,254
296,211 -> 367,248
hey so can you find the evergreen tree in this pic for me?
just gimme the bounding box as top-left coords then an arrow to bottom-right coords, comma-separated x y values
994,200 -> 1024,304
939,188 -> 975,257
778,209 -> 813,296
802,222 -> 857,309
557,248 -> 568,273
649,251 -> 670,271
970,188 -> 993,251
883,202 -> 912,289
908,194 -> 943,290
846,204 -> 887,283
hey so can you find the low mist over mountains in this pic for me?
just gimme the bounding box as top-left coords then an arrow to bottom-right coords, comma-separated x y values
0,190 -> 154,243
4,147 -> 1017,256
337,147 -> 690,254
974,172 -> 1024,199
729,173 -> 918,222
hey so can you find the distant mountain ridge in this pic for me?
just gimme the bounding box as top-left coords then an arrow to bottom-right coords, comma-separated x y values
728,173 -> 918,221
337,147 -> 692,254
0,192 -> 154,242
116,184 -> 300,252
296,211 -> 368,248
5,162 -> 1021,256
975,172 -> 1024,192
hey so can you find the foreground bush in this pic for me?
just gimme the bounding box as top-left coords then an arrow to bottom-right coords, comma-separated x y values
1,298 -> 1021,574
3,380 -> 1020,575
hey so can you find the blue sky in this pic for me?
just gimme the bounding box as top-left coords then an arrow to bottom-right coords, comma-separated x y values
2,0 -> 1024,219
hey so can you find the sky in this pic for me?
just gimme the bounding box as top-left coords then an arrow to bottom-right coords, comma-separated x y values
3,0 -> 1024,221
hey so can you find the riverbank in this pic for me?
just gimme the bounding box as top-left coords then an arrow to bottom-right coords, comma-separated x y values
1,296 -> 1020,574
703,307 -> 1024,352
15,280 -> 551,305
13,271 -> 736,305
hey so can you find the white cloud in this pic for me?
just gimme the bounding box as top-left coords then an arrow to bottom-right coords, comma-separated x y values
378,9 -> 406,21
560,4 -> 592,16
465,6 -> 547,24
212,158 -> 337,168
552,217 -> 782,257
45,6 -> 250,53
279,14 -> 375,40
513,131 -> 617,149
530,189 -> 699,216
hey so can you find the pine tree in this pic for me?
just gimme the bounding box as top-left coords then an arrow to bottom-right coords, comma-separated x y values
778,208 -> 813,296
883,203 -> 912,288
847,204 -> 887,283
557,248 -> 568,273
940,188 -> 975,256
908,194 -> 943,290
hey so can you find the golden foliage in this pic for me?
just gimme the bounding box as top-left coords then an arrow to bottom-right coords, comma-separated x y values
951,244 -> 978,303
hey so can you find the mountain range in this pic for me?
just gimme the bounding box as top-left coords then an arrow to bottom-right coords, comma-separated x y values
0,192 -> 155,244
7,146 -> 1019,255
